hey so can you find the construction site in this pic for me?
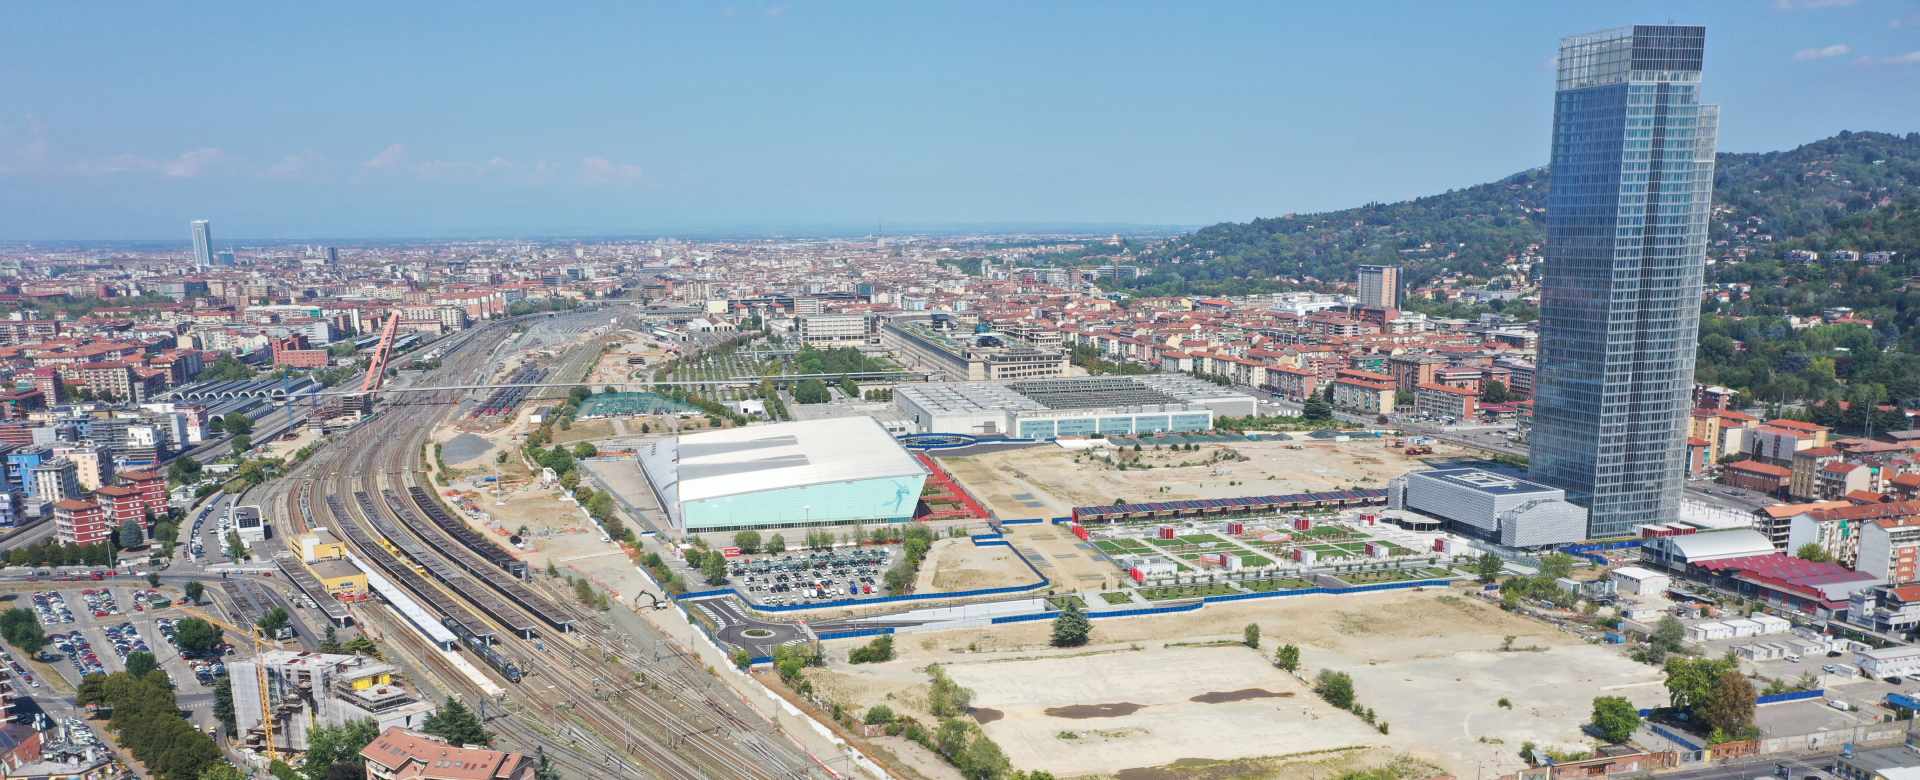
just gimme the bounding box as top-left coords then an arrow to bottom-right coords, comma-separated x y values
810,585 -> 1667,780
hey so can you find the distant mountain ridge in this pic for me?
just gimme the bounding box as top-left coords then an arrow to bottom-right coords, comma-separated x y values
1129,130 -> 1920,296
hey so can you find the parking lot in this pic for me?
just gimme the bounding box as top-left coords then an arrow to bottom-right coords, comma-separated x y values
26,586 -> 228,691
729,547 -> 895,607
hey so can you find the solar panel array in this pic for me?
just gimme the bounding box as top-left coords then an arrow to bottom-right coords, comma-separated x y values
1074,489 -> 1389,520
353,491 -> 536,639
405,486 -> 528,578
324,493 -> 496,643
387,489 -> 571,633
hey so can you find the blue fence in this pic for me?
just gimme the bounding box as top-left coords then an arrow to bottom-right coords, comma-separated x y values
1756,689 -> 1823,705
1050,516 -> 1074,525
1561,539 -> 1642,554
988,578 -> 1453,624
816,627 -> 897,641
674,537 -> 1051,613
998,518 -> 1044,526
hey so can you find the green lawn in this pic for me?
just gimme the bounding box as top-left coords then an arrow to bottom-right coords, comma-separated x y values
1094,539 -> 1154,555
1047,594 -> 1087,611
1176,534 -> 1227,546
1235,553 -> 1275,568
1243,578 -> 1315,592
1098,591 -> 1137,606
1336,567 -> 1454,585
1139,583 -> 1239,601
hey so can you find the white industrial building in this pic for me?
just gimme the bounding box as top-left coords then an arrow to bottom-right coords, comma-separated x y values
1611,566 -> 1672,597
894,375 -> 1258,438
1858,645 -> 1920,679
634,417 -> 927,535
1394,468 -> 1587,547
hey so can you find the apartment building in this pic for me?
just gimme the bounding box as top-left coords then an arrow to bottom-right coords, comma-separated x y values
1415,383 -> 1478,422
1331,371 -> 1395,416
360,727 -> 536,780
1859,516 -> 1920,585
50,443 -> 111,491
53,498 -> 107,546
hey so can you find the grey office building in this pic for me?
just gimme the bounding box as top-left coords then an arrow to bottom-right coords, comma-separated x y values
1529,25 -> 1718,538
190,219 -> 215,268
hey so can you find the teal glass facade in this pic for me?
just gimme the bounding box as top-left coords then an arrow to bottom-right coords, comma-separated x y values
1530,25 -> 1717,538
682,475 -> 925,531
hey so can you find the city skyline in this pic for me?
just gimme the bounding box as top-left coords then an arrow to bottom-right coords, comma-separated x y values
1530,25 -> 1719,538
3,2 -> 1917,240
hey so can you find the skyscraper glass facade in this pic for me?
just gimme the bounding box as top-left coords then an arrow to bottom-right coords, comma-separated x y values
191,219 -> 214,268
1530,25 -> 1718,539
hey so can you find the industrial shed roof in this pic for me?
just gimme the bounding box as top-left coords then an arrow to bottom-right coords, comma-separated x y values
638,416 -> 925,505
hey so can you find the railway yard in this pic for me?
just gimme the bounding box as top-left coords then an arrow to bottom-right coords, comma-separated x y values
253,312 -> 836,779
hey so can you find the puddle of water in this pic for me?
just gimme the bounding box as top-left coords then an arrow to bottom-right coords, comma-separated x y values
1188,688 -> 1292,704
1043,702 -> 1146,719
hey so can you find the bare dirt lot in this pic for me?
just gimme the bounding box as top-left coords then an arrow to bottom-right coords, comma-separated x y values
817,587 -> 1664,778
913,538 -> 1040,593
948,646 -> 1381,777
939,439 -> 1464,519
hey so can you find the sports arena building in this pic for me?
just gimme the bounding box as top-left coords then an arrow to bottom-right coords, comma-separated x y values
635,417 -> 927,535
894,375 -> 1258,438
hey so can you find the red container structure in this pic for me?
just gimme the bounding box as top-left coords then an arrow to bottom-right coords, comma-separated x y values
1158,525 -> 1175,540
1226,521 -> 1245,536
1432,538 -> 1451,553
1129,567 -> 1146,583
1070,523 -> 1090,541
1293,517 -> 1312,531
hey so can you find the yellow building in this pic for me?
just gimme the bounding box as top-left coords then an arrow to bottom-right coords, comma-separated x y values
299,528 -> 349,563
309,558 -> 367,598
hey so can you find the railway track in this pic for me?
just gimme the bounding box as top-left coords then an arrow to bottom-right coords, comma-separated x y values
281,316 -> 821,779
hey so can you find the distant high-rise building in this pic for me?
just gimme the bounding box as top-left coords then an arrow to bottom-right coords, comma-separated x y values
1529,25 -> 1718,538
1356,265 -> 1399,309
324,246 -> 339,266
190,220 -> 214,268
215,250 -> 237,267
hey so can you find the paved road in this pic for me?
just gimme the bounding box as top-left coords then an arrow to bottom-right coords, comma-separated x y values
685,597 -> 808,658
0,517 -> 54,552
1656,752 -> 1838,779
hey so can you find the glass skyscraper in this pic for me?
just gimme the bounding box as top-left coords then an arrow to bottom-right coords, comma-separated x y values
1529,25 -> 1718,539
190,219 -> 214,268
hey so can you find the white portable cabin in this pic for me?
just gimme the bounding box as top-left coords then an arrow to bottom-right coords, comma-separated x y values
1686,621 -> 1733,642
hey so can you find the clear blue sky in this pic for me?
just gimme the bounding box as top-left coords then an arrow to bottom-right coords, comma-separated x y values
3,1 -> 1917,240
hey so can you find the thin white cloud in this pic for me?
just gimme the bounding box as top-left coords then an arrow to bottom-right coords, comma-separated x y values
71,147 -> 225,178
1775,0 -> 1858,8
1895,12 -> 1920,28
265,151 -> 322,179
362,143 -> 408,170
1793,43 -> 1852,61
163,148 -> 223,177
579,156 -> 643,184
1884,51 -> 1920,64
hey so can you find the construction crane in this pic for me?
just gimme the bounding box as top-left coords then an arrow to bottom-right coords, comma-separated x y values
175,605 -> 285,760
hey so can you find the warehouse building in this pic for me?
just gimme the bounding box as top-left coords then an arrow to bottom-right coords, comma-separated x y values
1393,467 -> 1587,547
635,416 -> 927,535
894,374 -> 1257,438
